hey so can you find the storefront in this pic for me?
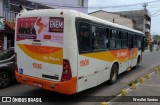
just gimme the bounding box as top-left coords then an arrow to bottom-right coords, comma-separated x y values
0,20 -> 15,52
0,17 -> 5,51
0,32 -> 3,51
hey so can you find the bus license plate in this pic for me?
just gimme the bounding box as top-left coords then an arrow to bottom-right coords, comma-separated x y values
33,82 -> 43,88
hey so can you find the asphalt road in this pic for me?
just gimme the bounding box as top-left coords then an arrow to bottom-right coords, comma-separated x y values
1,51 -> 160,105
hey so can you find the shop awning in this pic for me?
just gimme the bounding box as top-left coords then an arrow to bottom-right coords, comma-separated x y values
3,22 -> 15,34
5,22 -> 15,30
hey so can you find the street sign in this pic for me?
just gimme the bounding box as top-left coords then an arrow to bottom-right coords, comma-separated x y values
0,17 -> 5,30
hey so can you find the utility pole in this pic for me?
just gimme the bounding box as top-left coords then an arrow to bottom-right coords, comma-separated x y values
142,3 -> 148,9
157,40 -> 159,51
142,3 -> 150,51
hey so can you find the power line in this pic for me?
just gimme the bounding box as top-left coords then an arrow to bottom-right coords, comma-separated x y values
28,0 -> 160,9
148,3 -> 160,7
152,13 -> 160,17
27,0 -> 160,18
151,9 -> 160,16
148,5 -> 160,8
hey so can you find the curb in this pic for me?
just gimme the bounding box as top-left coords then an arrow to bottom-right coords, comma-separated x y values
101,66 -> 160,105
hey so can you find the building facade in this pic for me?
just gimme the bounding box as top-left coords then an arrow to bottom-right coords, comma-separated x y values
29,0 -> 89,14
89,10 -> 136,29
0,0 -> 89,51
115,9 -> 151,48
0,0 -> 52,51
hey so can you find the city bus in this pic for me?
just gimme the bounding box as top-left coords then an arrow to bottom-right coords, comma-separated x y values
15,9 -> 145,94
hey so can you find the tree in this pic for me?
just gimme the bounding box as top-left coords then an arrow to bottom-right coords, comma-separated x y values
154,35 -> 160,41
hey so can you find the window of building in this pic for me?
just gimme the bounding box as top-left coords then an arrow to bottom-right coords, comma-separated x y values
78,0 -> 84,7
3,0 -> 9,10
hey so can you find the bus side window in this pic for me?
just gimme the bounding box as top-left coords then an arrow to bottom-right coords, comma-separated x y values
128,33 -> 132,48
121,32 -> 128,49
110,29 -> 116,49
105,28 -> 109,49
79,22 -> 91,53
106,28 -> 109,38
92,27 -> 108,51
137,35 -> 141,49
133,34 -> 138,48
116,30 -> 122,49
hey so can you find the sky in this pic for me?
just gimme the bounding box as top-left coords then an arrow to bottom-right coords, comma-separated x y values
29,0 -> 160,35
89,0 -> 160,35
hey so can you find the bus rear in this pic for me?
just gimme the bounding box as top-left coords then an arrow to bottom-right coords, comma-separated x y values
15,9 -> 77,94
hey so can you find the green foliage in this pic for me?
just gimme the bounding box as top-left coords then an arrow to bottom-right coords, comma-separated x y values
154,35 -> 160,41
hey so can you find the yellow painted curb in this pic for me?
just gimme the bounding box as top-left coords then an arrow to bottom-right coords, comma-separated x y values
140,78 -> 144,83
101,102 -> 108,105
131,83 -> 136,89
100,66 -> 160,105
155,68 -> 158,73
145,74 -> 150,79
121,89 -> 126,96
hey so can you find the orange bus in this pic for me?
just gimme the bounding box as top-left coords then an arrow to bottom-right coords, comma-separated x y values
15,9 -> 145,94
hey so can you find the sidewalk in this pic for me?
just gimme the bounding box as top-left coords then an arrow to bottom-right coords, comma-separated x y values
144,50 -> 150,52
110,70 -> 160,105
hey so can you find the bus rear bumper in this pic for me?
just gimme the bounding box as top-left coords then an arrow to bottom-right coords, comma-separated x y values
15,71 -> 77,95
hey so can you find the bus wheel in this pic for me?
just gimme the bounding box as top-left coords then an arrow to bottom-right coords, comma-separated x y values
137,56 -> 140,65
135,56 -> 140,69
0,71 -> 11,89
109,64 -> 118,84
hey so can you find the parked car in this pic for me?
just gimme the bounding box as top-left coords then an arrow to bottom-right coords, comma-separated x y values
0,47 -> 15,88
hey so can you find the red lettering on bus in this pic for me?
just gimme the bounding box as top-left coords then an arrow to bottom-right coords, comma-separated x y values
80,59 -> 89,67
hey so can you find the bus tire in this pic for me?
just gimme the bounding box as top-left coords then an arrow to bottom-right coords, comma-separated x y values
109,64 -> 118,84
0,71 -> 11,89
135,56 -> 140,69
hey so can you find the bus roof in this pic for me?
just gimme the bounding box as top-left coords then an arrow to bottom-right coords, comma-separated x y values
18,9 -> 144,35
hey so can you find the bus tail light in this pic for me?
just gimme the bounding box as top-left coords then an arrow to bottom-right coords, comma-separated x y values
61,59 -> 72,82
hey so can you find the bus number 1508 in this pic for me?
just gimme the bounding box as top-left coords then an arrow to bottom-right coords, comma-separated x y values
32,63 -> 42,69
80,59 -> 89,67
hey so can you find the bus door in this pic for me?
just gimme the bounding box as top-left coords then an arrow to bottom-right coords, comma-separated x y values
77,22 -> 98,92
127,34 -> 133,69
